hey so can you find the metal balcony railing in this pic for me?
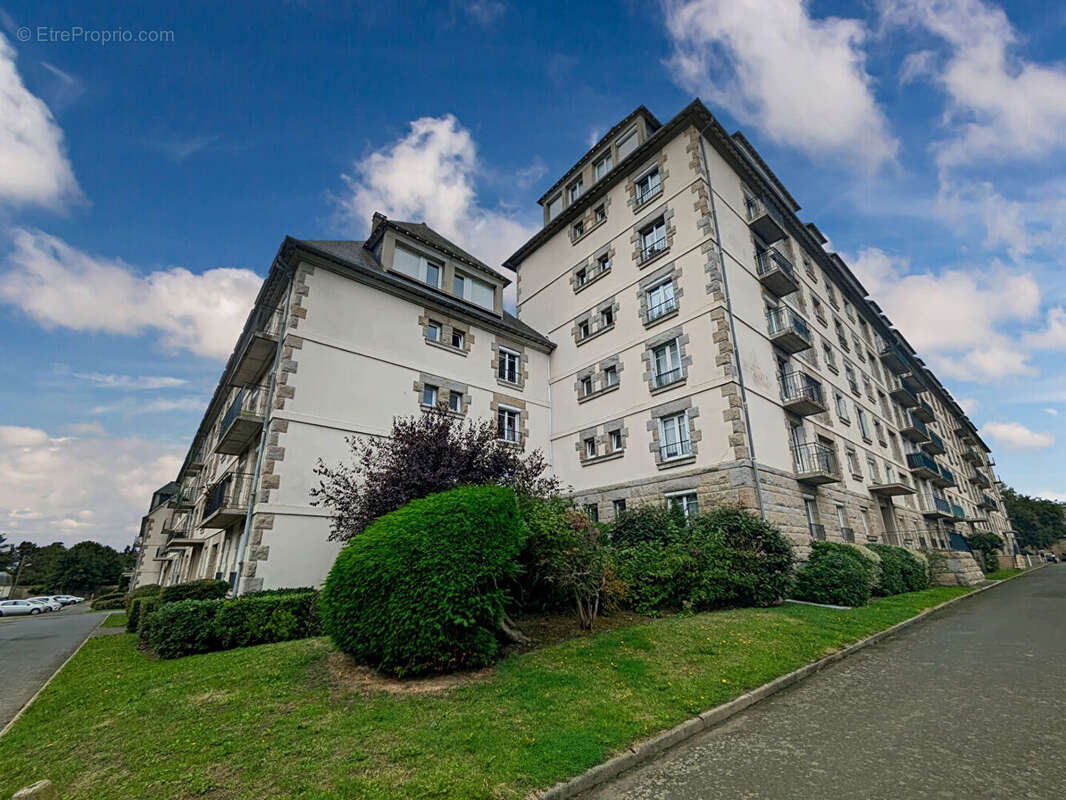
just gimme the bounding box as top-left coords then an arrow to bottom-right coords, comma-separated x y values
755,247 -> 798,295
937,464 -> 956,487
640,236 -> 668,263
914,399 -> 935,423
766,305 -> 811,349
792,442 -> 840,479
900,414 -> 930,442
202,472 -> 254,521
646,295 -> 678,322
745,195 -> 787,243
841,527 -> 856,543
951,503 -> 966,519
906,451 -> 940,478
923,496 -> 952,517
809,523 -> 826,541
779,370 -> 825,409
979,494 -> 997,511
923,429 -> 945,454
653,366 -> 683,388
635,175 -> 662,206
659,439 -> 693,461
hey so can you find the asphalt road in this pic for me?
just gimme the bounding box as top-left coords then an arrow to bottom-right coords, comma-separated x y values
584,565 -> 1066,800
0,603 -> 107,729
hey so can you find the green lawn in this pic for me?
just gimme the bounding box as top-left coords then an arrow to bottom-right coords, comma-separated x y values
100,613 -> 128,628
984,568 -> 1024,581
0,587 -> 969,800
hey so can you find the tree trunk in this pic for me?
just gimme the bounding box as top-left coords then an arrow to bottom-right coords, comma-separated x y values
499,612 -> 531,645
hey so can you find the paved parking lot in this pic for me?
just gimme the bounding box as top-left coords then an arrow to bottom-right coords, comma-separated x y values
0,603 -> 108,729
583,566 -> 1066,800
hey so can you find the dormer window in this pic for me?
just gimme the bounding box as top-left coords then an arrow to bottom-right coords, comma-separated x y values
453,270 -> 495,310
547,194 -> 562,221
568,178 -> 583,204
594,154 -> 612,181
616,127 -> 638,161
393,244 -> 444,289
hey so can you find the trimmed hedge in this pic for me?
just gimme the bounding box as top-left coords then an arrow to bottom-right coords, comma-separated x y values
901,550 -> 930,592
91,595 -> 126,611
159,579 -> 229,605
320,485 -> 527,677
138,590 -> 321,658
140,599 -> 224,659
127,584 -> 161,600
868,544 -> 909,595
794,549 -> 871,607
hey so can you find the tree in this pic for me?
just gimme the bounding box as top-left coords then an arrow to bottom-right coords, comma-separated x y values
1001,487 -> 1066,552
50,541 -> 124,592
964,531 -> 1004,574
312,405 -> 558,541
16,542 -> 65,587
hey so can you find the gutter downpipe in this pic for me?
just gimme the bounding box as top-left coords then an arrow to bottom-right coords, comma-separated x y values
696,121 -> 766,519
232,258 -> 295,596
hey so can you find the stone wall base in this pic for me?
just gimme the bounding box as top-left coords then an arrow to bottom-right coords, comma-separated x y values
997,554 -> 1026,570
931,550 -> 985,586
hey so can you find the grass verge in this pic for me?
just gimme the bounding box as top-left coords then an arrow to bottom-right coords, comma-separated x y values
983,568 -> 1024,581
0,586 -> 969,799
100,613 -> 128,628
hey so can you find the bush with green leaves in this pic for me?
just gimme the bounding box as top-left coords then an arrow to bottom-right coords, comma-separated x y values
610,504 -> 686,548
320,485 -> 527,677
127,584 -> 161,600
139,598 -> 224,659
900,550 -> 930,591
793,549 -> 871,607
91,594 -> 126,611
868,544 -> 909,595
215,591 -> 321,649
132,596 -> 161,633
159,579 -> 229,605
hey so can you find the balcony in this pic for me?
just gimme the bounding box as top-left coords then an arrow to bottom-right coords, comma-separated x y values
979,494 -> 997,511
745,194 -> 787,244
214,386 -> 269,456
889,377 -> 918,408
199,472 -> 254,529
879,343 -> 908,375
899,414 -> 930,443
755,247 -> 799,296
779,371 -> 826,416
906,451 -> 941,481
809,523 -> 826,541
951,503 -> 966,520
913,399 -> 935,423
793,442 -> 841,485
167,488 -> 196,510
961,446 -> 981,464
659,439 -> 693,462
869,480 -> 916,497
766,306 -> 812,354
231,304 -> 285,387
922,430 -> 945,455
640,236 -> 669,264
970,470 -> 991,489
933,464 -> 955,488
901,371 -> 924,394
921,495 -> 954,519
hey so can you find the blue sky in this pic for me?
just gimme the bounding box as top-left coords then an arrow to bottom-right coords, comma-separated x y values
1,0 -> 1065,548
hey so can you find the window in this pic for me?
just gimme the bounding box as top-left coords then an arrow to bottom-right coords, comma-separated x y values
874,419 -> 885,444
585,503 -> 599,522
448,391 -> 463,413
613,498 -> 627,515
547,194 -> 562,221
835,319 -> 849,349
451,329 -> 465,349
844,300 -> 854,322
822,341 -> 837,371
600,306 -> 614,327
812,296 -> 826,323
604,365 -> 618,386
578,319 -> 590,339
863,375 -> 874,399
835,392 -> 850,422
854,337 -> 865,359
652,340 -> 682,387
573,220 -> 584,238
594,204 -> 606,223
594,153 -> 612,181
866,457 -> 881,483
857,407 -> 872,441
668,491 -> 699,517
427,321 -> 442,342
497,406 -> 520,443
393,244 -> 444,289
658,412 -> 691,460
836,503 -> 848,536
846,447 -> 861,476
616,127 -> 638,161
596,252 -> 611,273
568,178 -> 583,203
584,438 -> 597,459
640,217 -> 667,260
845,363 -> 859,394
825,282 -> 838,308
635,167 -> 661,205
422,384 -> 438,407
498,348 -> 520,384
453,271 -> 495,310
803,256 -> 816,279
575,267 -> 587,286
646,279 -> 676,321
581,375 -> 594,396
609,429 -> 623,451
859,318 -> 871,343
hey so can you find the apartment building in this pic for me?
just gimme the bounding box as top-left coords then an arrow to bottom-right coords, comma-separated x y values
131,99 -> 1019,593
504,99 -> 1017,559
137,217 -> 552,593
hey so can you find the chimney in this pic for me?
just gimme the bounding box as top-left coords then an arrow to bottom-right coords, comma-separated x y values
371,212 -> 387,232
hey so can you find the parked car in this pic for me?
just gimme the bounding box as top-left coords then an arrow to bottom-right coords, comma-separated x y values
0,599 -> 43,616
52,595 -> 83,605
26,597 -> 63,612
1044,553 -> 1058,563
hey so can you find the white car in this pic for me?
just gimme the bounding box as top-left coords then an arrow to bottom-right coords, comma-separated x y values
0,599 -> 44,616
53,595 -> 84,605
26,597 -> 63,612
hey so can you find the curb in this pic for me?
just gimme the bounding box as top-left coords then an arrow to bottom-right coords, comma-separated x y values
537,572 -> 1034,799
0,613 -> 106,738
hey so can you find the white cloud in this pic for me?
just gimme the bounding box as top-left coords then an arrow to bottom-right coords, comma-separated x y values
957,396 -> 979,416
1025,489 -> 1066,503
0,33 -> 81,207
0,228 -> 261,359
334,114 -> 537,305
1024,307 -> 1066,351
460,0 -> 506,26
979,421 -> 1054,451
69,371 -> 188,390
90,395 -> 207,416
880,0 -> 1066,169
849,246 -> 1040,381
663,0 -> 897,170
0,424 -> 182,548
1044,408 -> 1058,416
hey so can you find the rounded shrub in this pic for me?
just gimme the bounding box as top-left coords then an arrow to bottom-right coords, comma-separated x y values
900,550 -> 930,592
91,595 -> 126,611
139,598 -> 223,659
160,578 -> 229,605
215,591 -> 321,649
320,485 -> 527,677
868,544 -> 909,595
794,550 -> 871,607
610,504 -> 686,548
614,538 -> 696,614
